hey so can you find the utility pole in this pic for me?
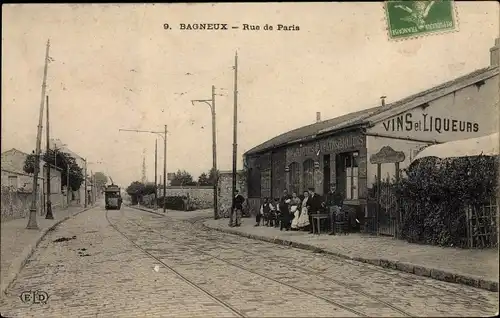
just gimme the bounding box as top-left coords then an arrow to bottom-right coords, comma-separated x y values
27,39 -> 50,230
231,51 -> 238,227
93,172 -> 96,204
66,161 -> 70,207
91,170 -> 94,205
141,149 -> 147,183
211,85 -> 218,220
118,126 -> 168,213
163,124 -> 167,213
154,139 -> 158,210
84,158 -> 87,208
45,95 -> 54,219
191,86 -> 218,220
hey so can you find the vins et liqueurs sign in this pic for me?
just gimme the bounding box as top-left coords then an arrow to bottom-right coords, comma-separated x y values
383,112 -> 479,134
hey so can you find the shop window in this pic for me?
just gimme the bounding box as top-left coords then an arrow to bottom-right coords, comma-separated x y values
303,159 -> 315,191
345,152 -> 359,200
288,162 -> 300,195
261,169 -> 271,198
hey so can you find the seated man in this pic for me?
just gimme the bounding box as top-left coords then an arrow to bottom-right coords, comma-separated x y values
323,183 -> 344,235
266,200 -> 277,227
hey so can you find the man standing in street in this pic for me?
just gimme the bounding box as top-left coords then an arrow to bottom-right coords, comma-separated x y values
230,189 -> 245,227
323,183 -> 344,235
279,189 -> 292,231
307,187 -> 323,234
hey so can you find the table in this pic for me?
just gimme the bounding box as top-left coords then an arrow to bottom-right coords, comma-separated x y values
311,213 -> 330,234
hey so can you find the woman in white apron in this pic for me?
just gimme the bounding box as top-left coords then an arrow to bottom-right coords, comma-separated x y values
290,192 -> 302,230
297,191 -> 311,229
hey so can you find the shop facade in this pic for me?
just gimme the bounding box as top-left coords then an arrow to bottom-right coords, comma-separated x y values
244,40 -> 499,234
245,127 -> 371,227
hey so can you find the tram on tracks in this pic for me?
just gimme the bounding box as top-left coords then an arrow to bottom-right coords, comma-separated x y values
104,184 -> 122,210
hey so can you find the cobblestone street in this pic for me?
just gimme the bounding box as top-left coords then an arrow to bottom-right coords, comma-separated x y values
1,206 -> 498,317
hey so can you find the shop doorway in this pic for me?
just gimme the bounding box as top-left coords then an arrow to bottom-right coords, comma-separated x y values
323,154 -> 330,194
336,152 -> 359,200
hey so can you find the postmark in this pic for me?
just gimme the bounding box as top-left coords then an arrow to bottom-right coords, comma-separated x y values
384,0 -> 458,40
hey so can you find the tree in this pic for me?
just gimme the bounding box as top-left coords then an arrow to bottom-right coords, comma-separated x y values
198,172 -> 210,186
143,182 -> 157,195
126,181 -> 146,205
93,172 -> 108,191
170,170 -> 196,186
23,149 -> 84,191
23,151 -> 37,174
208,168 -> 220,186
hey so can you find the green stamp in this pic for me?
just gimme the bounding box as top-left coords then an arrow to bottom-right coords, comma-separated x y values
385,0 -> 457,40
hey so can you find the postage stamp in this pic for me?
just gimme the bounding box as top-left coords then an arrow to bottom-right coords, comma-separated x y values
385,0 -> 458,40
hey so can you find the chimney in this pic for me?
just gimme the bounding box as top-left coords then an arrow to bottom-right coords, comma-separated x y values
380,96 -> 387,107
316,112 -> 321,122
490,38 -> 500,66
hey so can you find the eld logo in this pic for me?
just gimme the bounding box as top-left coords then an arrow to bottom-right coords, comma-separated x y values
19,290 -> 49,305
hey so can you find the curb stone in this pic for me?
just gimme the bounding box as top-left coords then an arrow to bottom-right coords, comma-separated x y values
203,222 -> 499,293
125,205 -> 167,218
1,206 -> 95,298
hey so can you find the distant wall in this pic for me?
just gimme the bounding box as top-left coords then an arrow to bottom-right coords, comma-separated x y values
157,186 -> 214,209
217,171 -> 247,218
1,187 -> 43,222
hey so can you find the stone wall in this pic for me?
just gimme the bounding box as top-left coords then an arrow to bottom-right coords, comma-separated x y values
157,186 -> 214,209
0,187 -> 67,223
1,187 -> 40,222
217,170 -> 247,218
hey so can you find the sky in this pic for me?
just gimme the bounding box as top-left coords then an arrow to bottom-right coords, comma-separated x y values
2,2 -> 499,187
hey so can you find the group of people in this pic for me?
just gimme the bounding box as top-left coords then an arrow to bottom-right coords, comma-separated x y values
256,183 -> 345,235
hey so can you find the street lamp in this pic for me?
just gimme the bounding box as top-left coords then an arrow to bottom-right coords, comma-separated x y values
119,126 -> 168,213
192,85 -> 219,220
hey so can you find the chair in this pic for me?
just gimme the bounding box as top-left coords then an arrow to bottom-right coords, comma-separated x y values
334,211 -> 349,235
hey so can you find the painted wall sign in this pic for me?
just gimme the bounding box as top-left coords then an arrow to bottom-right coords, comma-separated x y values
382,112 -> 479,134
287,134 -> 365,161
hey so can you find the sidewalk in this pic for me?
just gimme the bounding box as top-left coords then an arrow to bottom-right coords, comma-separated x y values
0,205 -> 93,299
203,218 -> 499,292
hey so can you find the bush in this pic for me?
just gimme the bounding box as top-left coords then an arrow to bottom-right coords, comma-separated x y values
396,155 -> 498,248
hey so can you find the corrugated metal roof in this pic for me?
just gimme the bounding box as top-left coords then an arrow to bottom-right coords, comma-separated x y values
245,66 -> 499,155
245,107 -> 379,155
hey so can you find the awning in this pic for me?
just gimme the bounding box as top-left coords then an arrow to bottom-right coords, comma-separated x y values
412,133 -> 499,162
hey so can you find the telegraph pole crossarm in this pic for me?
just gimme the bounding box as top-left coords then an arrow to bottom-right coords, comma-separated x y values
191,84 -> 218,220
